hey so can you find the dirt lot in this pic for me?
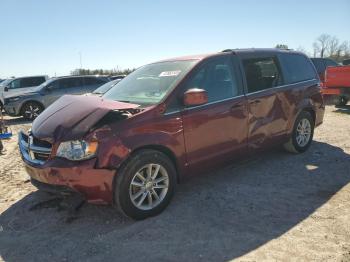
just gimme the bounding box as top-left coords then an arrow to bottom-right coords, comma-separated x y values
0,106 -> 350,262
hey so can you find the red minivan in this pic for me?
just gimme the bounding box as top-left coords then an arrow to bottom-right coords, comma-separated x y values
19,49 -> 325,219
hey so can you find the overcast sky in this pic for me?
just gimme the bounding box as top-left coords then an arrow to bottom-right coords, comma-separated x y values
0,0 -> 349,78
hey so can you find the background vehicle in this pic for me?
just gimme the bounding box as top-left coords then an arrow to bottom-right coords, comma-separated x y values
19,49 -> 324,220
310,58 -> 338,82
0,76 -> 48,109
343,59 -> 350,65
324,65 -> 350,105
4,75 -> 109,120
311,58 -> 350,105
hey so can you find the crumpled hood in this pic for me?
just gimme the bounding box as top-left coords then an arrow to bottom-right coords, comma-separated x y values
31,95 -> 139,142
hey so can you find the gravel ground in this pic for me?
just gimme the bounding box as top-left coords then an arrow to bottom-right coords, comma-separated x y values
0,105 -> 349,262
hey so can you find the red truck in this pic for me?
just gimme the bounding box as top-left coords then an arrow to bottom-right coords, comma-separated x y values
311,58 -> 350,105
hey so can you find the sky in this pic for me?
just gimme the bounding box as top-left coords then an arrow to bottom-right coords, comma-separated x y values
0,0 -> 349,78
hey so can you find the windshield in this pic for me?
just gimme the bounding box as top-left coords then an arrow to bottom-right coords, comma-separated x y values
0,79 -> 13,87
103,60 -> 198,105
93,79 -> 120,94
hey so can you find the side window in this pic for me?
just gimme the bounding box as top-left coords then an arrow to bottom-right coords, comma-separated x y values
186,56 -> 239,103
59,78 -> 83,89
9,79 -> 21,89
21,77 -> 44,87
84,77 -> 105,86
243,57 -> 282,93
279,54 -> 317,84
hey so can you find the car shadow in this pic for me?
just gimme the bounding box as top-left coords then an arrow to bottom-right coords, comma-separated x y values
0,141 -> 349,261
333,104 -> 350,115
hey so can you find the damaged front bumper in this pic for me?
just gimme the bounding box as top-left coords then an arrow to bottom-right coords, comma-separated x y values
18,131 -> 116,204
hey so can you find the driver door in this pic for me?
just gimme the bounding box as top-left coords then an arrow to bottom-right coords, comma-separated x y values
181,55 -> 248,173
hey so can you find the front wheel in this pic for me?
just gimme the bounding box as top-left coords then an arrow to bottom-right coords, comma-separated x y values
22,102 -> 43,120
284,111 -> 314,153
114,149 -> 176,220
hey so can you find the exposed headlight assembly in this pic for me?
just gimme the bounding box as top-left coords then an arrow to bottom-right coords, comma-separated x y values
56,140 -> 98,161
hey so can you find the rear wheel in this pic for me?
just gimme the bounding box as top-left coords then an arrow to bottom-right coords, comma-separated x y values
284,111 -> 314,153
22,102 -> 43,120
336,96 -> 348,106
114,149 -> 176,220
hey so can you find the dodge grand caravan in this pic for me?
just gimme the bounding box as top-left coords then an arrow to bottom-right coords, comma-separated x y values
19,49 -> 325,219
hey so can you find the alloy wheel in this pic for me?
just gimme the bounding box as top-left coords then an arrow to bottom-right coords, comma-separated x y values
296,118 -> 311,147
129,163 -> 169,211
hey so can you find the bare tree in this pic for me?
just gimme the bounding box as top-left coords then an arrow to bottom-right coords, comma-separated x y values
313,34 -> 332,58
327,36 -> 340,57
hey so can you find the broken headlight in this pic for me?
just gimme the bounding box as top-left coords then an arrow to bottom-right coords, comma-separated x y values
56,140 -> 98,161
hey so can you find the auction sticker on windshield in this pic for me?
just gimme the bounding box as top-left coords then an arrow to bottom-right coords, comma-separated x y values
159,70 -> 181,77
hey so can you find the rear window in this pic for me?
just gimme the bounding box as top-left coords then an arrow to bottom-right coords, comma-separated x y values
280,54 -> 316,84
311,59 -> 325,74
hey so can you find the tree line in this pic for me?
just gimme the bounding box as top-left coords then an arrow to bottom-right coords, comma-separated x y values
276,34 -> 350,63
70,68 -> 135,76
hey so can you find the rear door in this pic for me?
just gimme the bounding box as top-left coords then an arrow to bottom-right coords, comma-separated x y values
181,55 -> 248,172
240,54 -> 285,149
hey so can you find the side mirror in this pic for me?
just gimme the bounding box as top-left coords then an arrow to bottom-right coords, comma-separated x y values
183,88 -> 208,107
4,86 -> 8,92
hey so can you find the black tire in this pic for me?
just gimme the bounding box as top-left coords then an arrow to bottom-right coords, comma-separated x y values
114,149 -> 176,220
21,102 -> 43,120
336,96 -> 348,106
284,111 -> 314,154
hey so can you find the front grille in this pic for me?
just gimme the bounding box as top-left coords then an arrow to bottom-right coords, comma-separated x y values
18,132 -> 52,165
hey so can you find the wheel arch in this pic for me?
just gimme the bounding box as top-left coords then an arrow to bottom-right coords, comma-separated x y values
130,144 -> 180,183
20,100 -> 45,115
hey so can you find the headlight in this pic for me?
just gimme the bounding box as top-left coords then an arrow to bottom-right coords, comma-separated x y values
56,140 -> 98,161
5,96 -> 20,103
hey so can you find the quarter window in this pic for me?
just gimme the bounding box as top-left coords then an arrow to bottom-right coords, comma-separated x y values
279,54 -> 316,84
186,56 -> 239,103
242,57 -> 282,93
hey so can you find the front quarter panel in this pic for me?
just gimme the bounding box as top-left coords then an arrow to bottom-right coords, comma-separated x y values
92,108 -> 186,177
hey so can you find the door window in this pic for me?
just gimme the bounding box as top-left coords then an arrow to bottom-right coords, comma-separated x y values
186,56 -> 239,103
243,57 -> 282,93
9,79 -> 21,89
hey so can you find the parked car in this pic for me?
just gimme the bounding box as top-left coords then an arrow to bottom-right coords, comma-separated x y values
19,49 -> 324,219
311,58 -> 350,105
324,65 -> 350,105
0,75 -> 48,109
4,75 -> 109,120
310,58 -> 338,82
90,79 -> 121,96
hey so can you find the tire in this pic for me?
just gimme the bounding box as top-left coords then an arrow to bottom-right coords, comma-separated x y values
21,102 -> 43,120
114,149 -> 176,220
284,111 -> 314,154
336,96 -> 348,106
